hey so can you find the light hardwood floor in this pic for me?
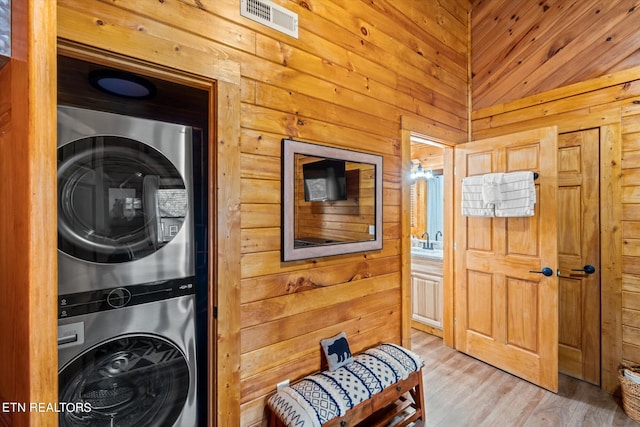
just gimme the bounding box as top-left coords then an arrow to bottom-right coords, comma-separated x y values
410,329 -> 638,427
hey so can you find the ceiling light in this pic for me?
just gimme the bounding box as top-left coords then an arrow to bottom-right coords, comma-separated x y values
89,69 -> 156,99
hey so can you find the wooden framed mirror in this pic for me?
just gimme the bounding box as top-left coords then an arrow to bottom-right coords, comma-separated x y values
282,139 -> 383,261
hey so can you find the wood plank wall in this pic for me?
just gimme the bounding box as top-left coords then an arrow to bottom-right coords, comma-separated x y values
56,0 -> 470,425
621,107 -> 640,369
471,0 -> 640,111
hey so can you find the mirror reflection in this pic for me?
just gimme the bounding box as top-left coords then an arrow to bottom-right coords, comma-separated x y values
409,140 -> 445,260
282,139 -> 383,261
294,154 -> 376,248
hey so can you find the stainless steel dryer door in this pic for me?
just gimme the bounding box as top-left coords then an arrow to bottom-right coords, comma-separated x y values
59,335 -> 189,427
57,106 -> 194,294
57,137 -> 187,263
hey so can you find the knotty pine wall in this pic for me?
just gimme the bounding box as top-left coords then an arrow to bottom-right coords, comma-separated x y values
471,0 -> 640,110
57,0 -> 469,425
621,108 -> 640,375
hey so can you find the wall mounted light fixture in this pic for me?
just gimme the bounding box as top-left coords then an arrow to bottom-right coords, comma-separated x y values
410,162 -> 433,180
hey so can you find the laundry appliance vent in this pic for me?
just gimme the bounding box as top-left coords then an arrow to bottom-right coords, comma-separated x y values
240,0 -> 298,39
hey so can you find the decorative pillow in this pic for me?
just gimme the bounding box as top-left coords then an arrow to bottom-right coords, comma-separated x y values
320,332 -> 353,371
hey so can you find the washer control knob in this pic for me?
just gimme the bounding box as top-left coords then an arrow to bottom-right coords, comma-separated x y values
107,287 -> 132,308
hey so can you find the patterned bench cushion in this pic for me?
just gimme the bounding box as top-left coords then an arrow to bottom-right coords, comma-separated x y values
267,343 -> 425,427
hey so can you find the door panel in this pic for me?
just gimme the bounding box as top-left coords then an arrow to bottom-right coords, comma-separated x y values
467,270 -> 493,336
507,276 -> 539,351
467,217 -> 492,250
454,127 -> 558,392
557,129 -> 600,385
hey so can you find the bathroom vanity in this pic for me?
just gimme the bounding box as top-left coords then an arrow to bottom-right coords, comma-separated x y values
410,245 -> 443,336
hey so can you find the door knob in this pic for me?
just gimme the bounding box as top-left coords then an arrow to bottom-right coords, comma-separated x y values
571,264 -> 596,275
529,267 -> 554,277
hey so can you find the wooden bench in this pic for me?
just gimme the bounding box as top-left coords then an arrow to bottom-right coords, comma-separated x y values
267,343 -> 426,427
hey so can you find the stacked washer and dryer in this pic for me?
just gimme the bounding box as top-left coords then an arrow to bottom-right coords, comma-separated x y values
56,106 -> 198,427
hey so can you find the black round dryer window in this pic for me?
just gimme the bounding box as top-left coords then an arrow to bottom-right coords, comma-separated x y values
58,335 -> 190,427
57,136 -> 188,263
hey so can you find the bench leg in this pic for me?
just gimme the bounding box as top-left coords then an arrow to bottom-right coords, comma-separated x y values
268,407 -> 285,427
413,371 -> 426,421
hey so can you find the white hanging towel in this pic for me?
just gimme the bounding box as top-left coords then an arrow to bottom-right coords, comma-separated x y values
461,175 -> 494,217
494,171 -> 536,217
482,173 -> 504,205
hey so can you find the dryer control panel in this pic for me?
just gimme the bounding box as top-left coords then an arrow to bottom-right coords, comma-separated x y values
58,276 -> 195,319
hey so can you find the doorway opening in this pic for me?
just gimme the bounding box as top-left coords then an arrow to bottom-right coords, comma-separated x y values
405,134 -> 455,346
57,53 -> 212,425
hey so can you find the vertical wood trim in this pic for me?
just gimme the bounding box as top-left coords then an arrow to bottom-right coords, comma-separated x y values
442,146 -> 455,347
467,7 -> 472,143
213,80 -> 242,426
600,120 -> 623,393
27,0 -> 58,418
0,1 -> 58,425
453,143 -> 468,353
401,128 -> 412,347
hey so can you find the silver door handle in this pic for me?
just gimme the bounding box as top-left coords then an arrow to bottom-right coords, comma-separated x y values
57,334 -> 78,346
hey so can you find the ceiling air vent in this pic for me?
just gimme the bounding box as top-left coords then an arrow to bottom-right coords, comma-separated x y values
241,0 -> 299,39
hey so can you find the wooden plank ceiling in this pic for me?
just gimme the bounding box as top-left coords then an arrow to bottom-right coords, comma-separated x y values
471,0 -> 640,110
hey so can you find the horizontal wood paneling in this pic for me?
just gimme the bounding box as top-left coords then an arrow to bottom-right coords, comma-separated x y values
240,303 -> 399,378
240,256 -> 400,303
471,0 -> 640,110
620,108 -> 640,373
241,272 -> 400,327
240,308 -> 401,402
56,0 -> 469,425
241,289 -> 399,353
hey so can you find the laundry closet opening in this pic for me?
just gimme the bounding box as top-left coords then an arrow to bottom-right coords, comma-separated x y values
56,54 -> 211,426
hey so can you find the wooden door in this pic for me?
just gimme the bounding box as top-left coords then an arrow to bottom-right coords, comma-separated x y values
454,127 -> 559,392
557,129 -> 600,384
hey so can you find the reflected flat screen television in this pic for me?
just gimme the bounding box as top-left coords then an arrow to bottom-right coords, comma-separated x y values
302,159 -> 347,202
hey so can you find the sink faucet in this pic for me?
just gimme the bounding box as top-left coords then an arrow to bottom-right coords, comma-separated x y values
435,231 -> 443,241
420,232 -> 432,250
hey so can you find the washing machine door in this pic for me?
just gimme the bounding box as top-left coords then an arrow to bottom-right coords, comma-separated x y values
58,335 -> 190,427
57,135 -> 188,263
